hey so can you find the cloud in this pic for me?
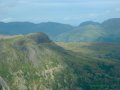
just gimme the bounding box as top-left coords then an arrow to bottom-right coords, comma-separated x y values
1,18 -> 14,22
0,0 -> 120,25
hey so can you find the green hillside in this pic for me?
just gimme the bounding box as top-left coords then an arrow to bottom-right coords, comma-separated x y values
57,42 -> 120,61
56,25 -> 106,42
0,33 -> 120,90
56,18 -> 120,42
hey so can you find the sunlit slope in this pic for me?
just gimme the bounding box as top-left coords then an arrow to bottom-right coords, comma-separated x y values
0,33 -> 120,90
56,25 -> 106,42
56,18 -> 120,42
57,42 -> 120,60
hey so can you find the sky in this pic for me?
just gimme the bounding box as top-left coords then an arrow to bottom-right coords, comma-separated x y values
0,0 -> 120,25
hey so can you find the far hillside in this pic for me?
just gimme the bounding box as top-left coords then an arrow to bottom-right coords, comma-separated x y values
56,18 -> 120,42
0,22 -> 74,39
0,18 -> 120,42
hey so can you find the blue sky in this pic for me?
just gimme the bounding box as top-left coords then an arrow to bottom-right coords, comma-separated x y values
0,0 -> 120,25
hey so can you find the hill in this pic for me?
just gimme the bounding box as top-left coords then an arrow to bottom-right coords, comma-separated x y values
0,22 -> 74,39
56,24 -> 105,42
56,18 -> 120,42
0,33 -> 120,90
101,18 -> 120,42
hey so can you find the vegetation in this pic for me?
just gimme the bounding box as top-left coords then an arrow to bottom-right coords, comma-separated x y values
56,18 -> 120,42
0,33 -> 120,90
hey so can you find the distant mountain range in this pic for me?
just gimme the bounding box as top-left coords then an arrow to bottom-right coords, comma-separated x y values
0,22 -> 74,39
0,18 -> 120,42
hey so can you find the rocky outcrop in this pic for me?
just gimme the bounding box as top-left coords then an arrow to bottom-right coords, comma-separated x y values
26,32 -> 52,43
0,76 -> 10,90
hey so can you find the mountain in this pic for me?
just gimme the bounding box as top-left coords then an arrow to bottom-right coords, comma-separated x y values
56,24 -> 106,42
0,22 -> 74,39
0,18 -> 120,42
56,18 -> 120,42
79,21 -> 100,26
102,18 -> 120,31
101,18 -> 120,42
0,32 -> 120,90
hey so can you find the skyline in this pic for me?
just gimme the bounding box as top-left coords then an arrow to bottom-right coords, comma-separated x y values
0,0 -> 120,25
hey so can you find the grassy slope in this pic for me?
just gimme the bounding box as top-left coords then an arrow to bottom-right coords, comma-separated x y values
56,25 -> 106,42
0,34 -> 81,90
56,18 -> 120,42
57,42 -> 120,60
0,34 -> 120,90
57,42 -> 120,89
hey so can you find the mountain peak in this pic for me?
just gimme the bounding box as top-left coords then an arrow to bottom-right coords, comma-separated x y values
102,18 -> 120,31
79,21 -> 100,26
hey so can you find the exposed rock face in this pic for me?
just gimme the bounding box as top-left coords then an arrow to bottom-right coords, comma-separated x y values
26,32 -> 52,43
0,76 -> 10,90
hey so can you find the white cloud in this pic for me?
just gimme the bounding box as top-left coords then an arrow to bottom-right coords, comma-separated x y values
1,18 -> 14,22
0,0 -> 120,24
